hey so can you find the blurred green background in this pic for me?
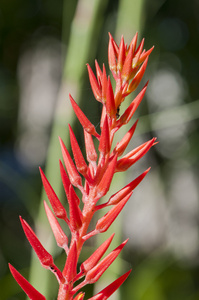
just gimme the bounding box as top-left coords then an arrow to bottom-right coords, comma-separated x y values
0,0 -> 199,299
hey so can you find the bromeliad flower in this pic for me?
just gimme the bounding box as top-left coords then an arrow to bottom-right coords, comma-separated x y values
9,33 -> 155,300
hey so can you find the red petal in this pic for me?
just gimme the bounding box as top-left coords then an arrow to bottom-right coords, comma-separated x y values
70,94 -> 100,139
9,264 -> 46,300
133,38 -> 144,67
44,201 -> 68,251
117,35 -> 126,71
108,33 -> 119,56
84,130 -> 98,163
129,32 -> 138,56
106,77 -> 116,118
116,138 -> 156,171
114,119 -> 138,156
107,168 -> 150,205
138,46 -> 154,65
20,217 -> 64,283
101,64 -> 107,103
120,84 -> 147,125
96,193 -> 131,233
108,35 -> 117,73
121,42 -> 134,81
87,64 -> 102,101
80,233 -> 115,273
95,60 -> 103,86
88,270 -> 131,300
97,155 -> 117,198
63,241 -> 78,281
69,124 -> 88,176
98,115 -> 110,156
68,185 -> 83,231
59,159 -> 71,200
128,57 -> 148,93
85,239 -> 128,284
20,217 -> 53,267
59,137 -> 82,188
39,167 -> 67,220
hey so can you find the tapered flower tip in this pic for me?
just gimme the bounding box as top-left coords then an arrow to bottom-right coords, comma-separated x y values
63,241 -> 78,281
20,216 -> 54,268
9,264 -> 46,300
108,34 -> 117,73
69,94 -> 100,139
87,64 -> 102,102
74,292 -> 85,300
80,233 -> 115,273
44,201 -> 68,250
96,192 -> 131,233
108,167 -> 150,205
59,136 -> 82,188
85,239 -> 128,284
39,167 -> 67,220
68,185 -> 83,231
88,269 -> 132,300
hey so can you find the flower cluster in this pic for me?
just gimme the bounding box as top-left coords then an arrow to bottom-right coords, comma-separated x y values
9,33 -> 155,300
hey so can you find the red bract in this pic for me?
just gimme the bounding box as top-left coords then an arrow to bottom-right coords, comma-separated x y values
10,33 -> 155,300
9,264 -> 46,300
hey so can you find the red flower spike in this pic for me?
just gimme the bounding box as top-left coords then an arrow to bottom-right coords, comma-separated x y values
69,124 -> 88,176
121,42 -> 135,81
107,168 -> 150,205
98,115 -> 110,156
63,241 -> 78,281
84,130 -> 98,164
88,269 -> 131,300
85,239 -> 128,284
114,119 -> 138,156
128,57 -> 148,93
59,137 -> 82,188
68,185 -> 83,231
87,64 -> 102,102
11,34 -> 155,300
69,94 -> 100,139
116,138 -> 156,172
106,77 -> 116,118
97,155 -> 118,198
44,201 -> 68,251
96,193 -> 131,233
80,233 -> 115,273
9,264 -> 46,300
117,35 -> 126,71
20,216 -> 54,267
120,84 -> 147,125
39,167 -> 67,220
95,60 -> 103,86
138,45 -> 154,65
108,36 -> 117,73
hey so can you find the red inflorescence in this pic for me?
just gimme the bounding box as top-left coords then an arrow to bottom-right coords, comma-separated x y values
10,33 -> 155,300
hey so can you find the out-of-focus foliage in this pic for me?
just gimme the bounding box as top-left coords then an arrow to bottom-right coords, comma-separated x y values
0,0 -> 198,299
